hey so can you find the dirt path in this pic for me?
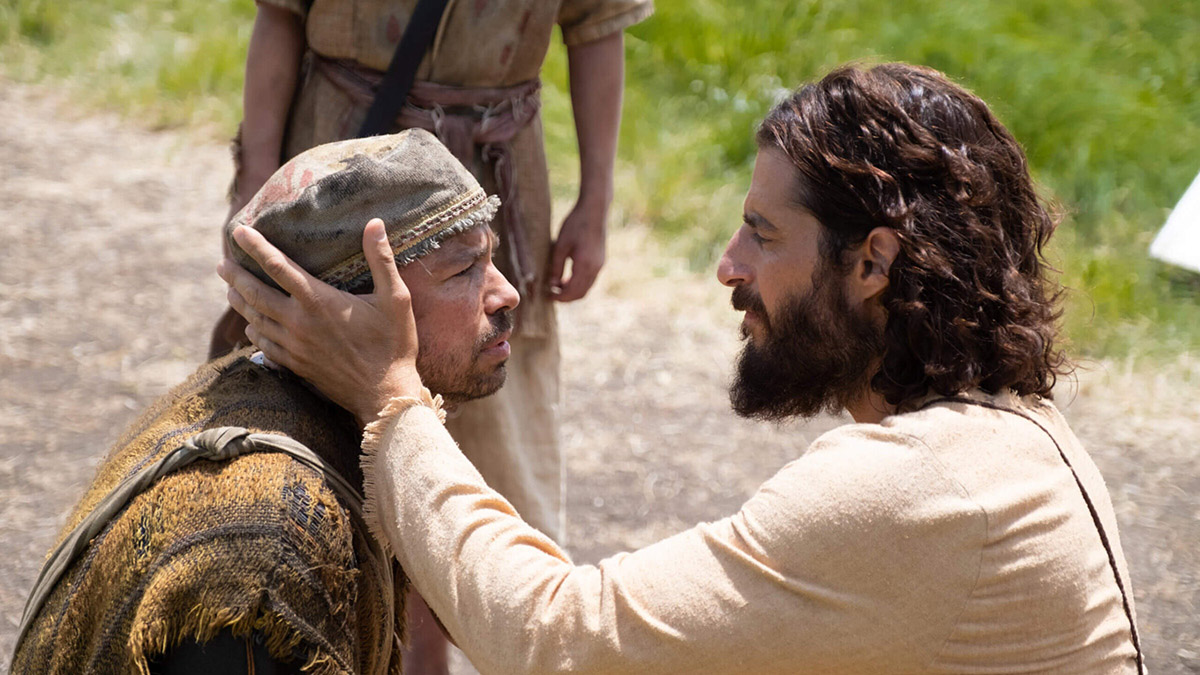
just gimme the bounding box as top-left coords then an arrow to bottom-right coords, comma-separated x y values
2,82 -> 1197,672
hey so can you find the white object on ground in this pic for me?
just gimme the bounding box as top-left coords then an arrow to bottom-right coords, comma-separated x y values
1150,169 -> 1200,274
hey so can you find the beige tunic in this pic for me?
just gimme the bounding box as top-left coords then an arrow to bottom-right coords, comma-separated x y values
283,0 -> 655,81
362,389 -> 1142,674
266,0 -> 655,337
258,0 -> 652,540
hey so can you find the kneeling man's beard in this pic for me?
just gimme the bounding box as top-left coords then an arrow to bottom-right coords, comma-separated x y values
421,310 -> 513,405
730,273 -> 883,421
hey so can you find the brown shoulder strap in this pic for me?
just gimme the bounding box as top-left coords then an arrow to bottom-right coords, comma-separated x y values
358,0 -> 451,137
923,396 -> 1145,672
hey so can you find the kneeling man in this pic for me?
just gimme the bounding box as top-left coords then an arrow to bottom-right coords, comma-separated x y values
12,129 -> 516,674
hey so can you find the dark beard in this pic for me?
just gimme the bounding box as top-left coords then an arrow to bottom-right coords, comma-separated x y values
423,310 -> 514,405
729,275 -> 883,421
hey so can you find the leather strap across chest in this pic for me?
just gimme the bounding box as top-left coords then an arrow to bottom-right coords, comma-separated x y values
924,396 -> 1145,673
13,427 -> 395,674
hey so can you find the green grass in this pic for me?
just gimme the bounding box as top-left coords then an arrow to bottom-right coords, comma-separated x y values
0,0 -> 254,131
3,0 -> 1198,359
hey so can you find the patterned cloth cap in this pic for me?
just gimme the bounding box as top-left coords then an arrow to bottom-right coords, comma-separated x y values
225,129 -> 500,291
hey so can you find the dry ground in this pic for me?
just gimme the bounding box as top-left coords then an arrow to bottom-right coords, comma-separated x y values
1,82 -> 1197,672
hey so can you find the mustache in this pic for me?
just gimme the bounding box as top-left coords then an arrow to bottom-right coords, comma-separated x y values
477,310 -> 514,348
731,285 -> 766,314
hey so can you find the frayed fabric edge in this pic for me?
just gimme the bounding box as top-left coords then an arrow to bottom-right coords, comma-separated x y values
359,389 -> 446,556
336,194 -> 501,293
129,605 -> 348,675
394,194 -> 501,268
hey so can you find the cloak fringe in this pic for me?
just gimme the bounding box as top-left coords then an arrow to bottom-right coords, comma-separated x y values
359,389 -> 446,554
130,604 -> 347,675
340,195 -> 501,292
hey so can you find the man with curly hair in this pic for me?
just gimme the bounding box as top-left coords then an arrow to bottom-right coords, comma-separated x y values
222,62 -> 1144,673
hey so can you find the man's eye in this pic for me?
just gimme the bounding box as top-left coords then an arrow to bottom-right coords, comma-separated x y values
751,231 -> 769,245
454,261 -> 478,277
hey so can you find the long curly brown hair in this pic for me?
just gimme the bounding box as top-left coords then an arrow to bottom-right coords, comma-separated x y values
757,62 -> 1070,408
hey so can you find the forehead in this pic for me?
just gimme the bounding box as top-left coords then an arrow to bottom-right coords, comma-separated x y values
745,148 -> 803,213
405,225 -> 493,267
744,148 -> 825,239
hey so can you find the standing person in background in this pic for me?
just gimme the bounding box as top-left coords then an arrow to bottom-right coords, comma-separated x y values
209,1 -> 653,672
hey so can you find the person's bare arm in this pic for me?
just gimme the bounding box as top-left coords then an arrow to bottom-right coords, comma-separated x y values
550,31 -> 625,302
229,3 -> 306,221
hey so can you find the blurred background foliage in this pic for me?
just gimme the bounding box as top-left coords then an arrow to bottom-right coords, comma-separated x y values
3,0 -> 1198,359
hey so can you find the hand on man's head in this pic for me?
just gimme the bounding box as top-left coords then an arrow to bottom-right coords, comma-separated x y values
217,219 -> 424,426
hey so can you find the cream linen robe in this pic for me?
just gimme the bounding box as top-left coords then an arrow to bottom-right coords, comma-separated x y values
362,389 -> 1141,674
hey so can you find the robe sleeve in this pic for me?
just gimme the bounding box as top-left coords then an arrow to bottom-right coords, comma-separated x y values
557,0 -> 654,47
361,404 -> 984,674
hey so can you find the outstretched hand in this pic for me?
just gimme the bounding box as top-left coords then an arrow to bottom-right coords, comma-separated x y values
216,219 -> 423,425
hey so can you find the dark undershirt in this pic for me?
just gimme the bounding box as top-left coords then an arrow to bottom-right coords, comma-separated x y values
147,629 -> 305,675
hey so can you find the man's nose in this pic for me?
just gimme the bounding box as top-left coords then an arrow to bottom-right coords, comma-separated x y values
717,230 -> 751,288
486,263 -> 520,314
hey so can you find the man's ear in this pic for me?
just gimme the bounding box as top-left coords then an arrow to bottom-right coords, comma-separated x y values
849,227 -> 901,303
